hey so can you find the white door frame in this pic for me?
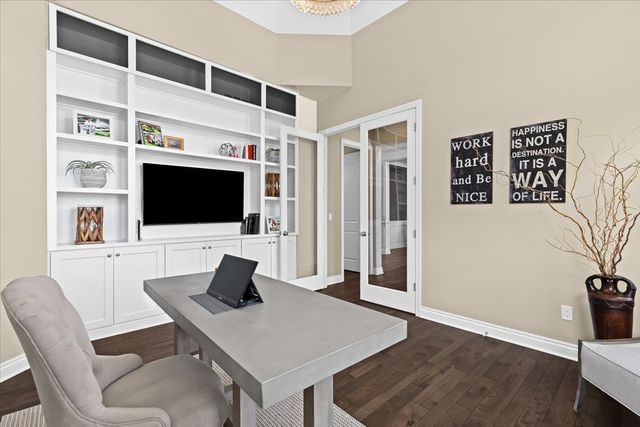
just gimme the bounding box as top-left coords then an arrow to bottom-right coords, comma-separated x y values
320,100 -> 423,314
341,138 -> 360,274
280,126 -> 326,290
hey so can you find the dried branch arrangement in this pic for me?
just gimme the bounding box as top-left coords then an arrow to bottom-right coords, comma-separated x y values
547,139 -> 639,276
480,126 -> 640,276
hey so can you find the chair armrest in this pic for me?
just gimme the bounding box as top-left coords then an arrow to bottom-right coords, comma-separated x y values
580,337 -> 640,346
90,405 -> 171,427
96,353 -> 144,390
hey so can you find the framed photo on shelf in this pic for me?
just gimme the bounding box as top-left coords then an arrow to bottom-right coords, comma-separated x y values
72,109 -> 113,139
138,121 -> 163,147
266,216 -> 281,234
163,135 -> 184,150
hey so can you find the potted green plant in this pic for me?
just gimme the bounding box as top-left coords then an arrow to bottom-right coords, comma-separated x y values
65,160 -> 115,188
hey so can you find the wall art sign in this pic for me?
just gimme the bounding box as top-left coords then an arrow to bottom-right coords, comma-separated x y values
450,131 -> 493,204
510,119 -> 567,203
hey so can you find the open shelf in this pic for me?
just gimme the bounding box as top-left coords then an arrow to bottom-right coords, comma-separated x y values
57,93 -> 128,113
136,109 -> 261,139
57,187 -> 128,195
135,144 -> 261,165
57,133 -> 129,148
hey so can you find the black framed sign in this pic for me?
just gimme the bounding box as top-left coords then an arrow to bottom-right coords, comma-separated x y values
510,119 -> 567,203
450,132 -> 493,204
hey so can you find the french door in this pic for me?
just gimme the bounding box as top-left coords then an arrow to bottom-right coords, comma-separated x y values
279,126 -> 326,290
359,109 -> 417,312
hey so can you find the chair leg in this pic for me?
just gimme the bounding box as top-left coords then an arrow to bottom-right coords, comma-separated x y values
574,376 -> 588,412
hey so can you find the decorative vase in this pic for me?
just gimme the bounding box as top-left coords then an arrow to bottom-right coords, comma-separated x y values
585,274 -> 636,339
79,169 -> 107,188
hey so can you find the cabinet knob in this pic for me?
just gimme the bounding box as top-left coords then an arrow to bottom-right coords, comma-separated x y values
107,254 -> 112,258
208,246 -> 212,249
115,253 -> 120,257
202,246 -> 206,250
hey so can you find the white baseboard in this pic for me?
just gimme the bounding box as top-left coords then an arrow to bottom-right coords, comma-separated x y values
417,306 -> 578,361
0,354 -> 30,383
0,315 -> 172,383
326,274 -> 344,286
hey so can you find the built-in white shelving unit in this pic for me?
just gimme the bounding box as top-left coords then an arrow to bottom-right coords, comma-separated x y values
46,4 -> 305,342
48,4 -> 299,251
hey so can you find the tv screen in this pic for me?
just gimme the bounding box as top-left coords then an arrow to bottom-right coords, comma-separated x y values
143,163 -> 244,225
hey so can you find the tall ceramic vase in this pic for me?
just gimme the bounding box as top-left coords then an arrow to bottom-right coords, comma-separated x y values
585,274 -> 636,339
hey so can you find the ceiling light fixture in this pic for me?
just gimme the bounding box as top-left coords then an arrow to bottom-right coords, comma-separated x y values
290,0 -> 360,16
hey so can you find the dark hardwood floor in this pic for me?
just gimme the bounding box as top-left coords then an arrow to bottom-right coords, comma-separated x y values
1,272 -> 638,426
368,248 -> 407,292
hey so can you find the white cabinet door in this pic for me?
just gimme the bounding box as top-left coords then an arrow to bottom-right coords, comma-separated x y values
113,245 -> 165,323
165,241 -> 207,276
206,239 -> 241,272
50,248 -> 114,330
241,238 -> 272,277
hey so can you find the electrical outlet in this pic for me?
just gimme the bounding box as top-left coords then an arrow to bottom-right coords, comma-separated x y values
561,305 -> 573,321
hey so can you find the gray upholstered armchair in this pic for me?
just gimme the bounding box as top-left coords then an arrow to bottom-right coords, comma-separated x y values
1,276 -> 229,426
574,338 -> 640,416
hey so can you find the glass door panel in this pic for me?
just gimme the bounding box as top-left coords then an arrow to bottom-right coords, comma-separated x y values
359,110 -> 416,312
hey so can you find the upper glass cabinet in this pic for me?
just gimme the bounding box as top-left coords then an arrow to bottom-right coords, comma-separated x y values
56,11 -> 128,67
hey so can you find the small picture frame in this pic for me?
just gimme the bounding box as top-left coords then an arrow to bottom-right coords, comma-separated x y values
73,109 -> 113,139
163,135 -> 184,150
266,216 -> 281,234
138,121 -> 163,147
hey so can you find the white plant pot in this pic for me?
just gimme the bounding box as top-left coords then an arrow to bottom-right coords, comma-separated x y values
79,169 -> 107,188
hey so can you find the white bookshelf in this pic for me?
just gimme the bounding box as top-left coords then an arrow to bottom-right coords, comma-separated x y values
47,4 -> 299,251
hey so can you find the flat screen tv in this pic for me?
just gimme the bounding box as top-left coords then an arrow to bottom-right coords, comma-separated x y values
143,163 -> 244,225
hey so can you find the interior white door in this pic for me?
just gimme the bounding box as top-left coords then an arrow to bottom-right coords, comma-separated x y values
165,241 -> 207,276
50,248 -> 114,330
343,150 -> 360,272
279,126 -> 326,290
113,245 -> 165,323
359,109 -> 417,313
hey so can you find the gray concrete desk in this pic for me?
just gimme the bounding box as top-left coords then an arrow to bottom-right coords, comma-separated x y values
144,272 -> 407,426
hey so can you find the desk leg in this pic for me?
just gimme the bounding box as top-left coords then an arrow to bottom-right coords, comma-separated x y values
174,324 -> 190,355
198,348 -> 212,368
304,376 -> 333,427
232,382 -> 257,427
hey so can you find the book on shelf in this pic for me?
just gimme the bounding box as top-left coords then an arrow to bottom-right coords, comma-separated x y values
242,213 -> 261,235
243,144 -> 256,160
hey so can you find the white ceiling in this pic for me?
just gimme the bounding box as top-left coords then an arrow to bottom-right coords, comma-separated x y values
215,0 -> 408,35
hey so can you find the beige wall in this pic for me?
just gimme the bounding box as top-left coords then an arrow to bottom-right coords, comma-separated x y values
0,0 -> 49,365
0,0 -> 321,365
318,1 -> 640,344
277,34 -> 351,87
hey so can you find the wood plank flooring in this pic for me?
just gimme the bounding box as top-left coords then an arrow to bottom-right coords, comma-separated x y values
1,272 -> 638,426
368,248 -> 407,291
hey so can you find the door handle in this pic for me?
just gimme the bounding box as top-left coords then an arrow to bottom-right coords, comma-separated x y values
360,231 -> 367,237
282,231 -> 289,236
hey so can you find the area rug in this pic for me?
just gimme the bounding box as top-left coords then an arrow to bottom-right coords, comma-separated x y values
0,360 -> 364,427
